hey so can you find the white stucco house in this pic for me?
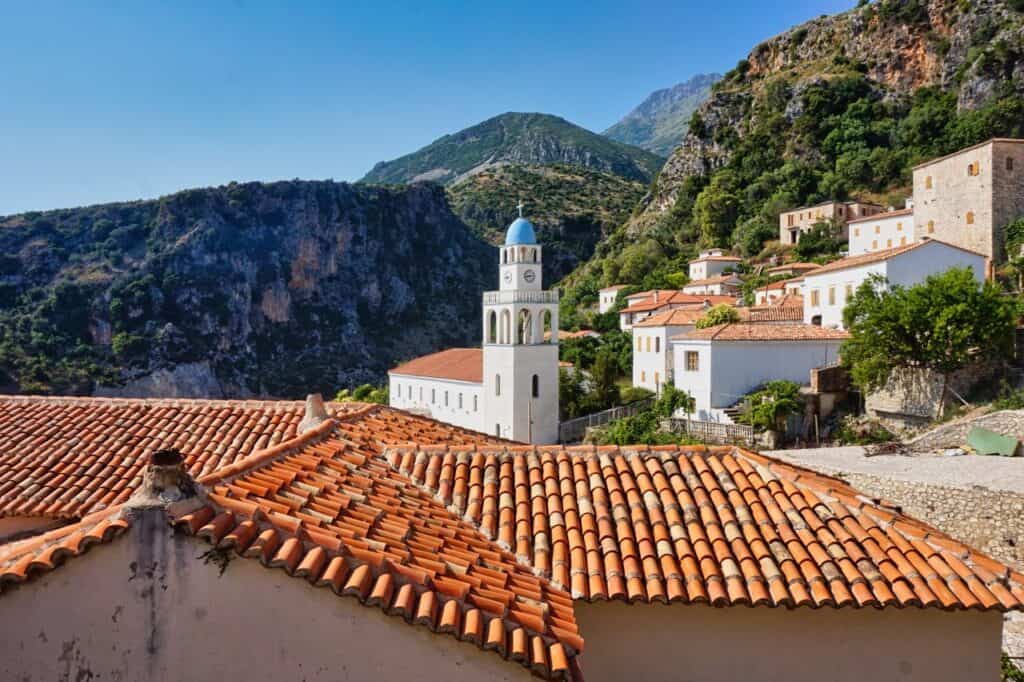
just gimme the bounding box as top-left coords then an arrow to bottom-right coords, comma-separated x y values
671,323 -> 848,422
802,237 -> 987,329
597,285 -> 627,314
631,308 -> 704,393
754,276 -> 806,305
681,274 -> 742,296
847,205 -> 914,255
389,210 -> 560,443
688,249 -> 741,281
618,291 -> 734,330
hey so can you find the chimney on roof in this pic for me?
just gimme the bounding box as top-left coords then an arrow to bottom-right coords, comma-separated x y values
124,448 -> 202,515
654,291 -> 660,302
298,393 -> 330,434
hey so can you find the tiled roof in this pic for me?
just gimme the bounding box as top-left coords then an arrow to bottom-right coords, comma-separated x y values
0,395 -> 330,520
683,274 -> 741,287
689,255 -> 741,263
677,323 -> 849,342
757,275 -> 805,292
846,207 -> 914,225
389,348 -> 483,384
621,293 -> 735,315
737,306 -> 804,323
804,238 -> 985,277
3,403 -> 1024,679
633,309 -> 704,328
388,444 -> 1024,611
771,293 -> 804,308
624,289 -> 677,302
766,262 -> 819,274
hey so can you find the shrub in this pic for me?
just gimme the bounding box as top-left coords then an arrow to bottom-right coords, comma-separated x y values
736,380 -> 803,430
696,304 -> 740,329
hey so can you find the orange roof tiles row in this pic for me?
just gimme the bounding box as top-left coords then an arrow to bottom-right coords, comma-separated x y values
387,444 -> 1024,611
678,322 -> 849,342
388,348 -> 484,383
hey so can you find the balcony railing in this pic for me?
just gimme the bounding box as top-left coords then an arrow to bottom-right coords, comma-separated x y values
482,290 -> 559,305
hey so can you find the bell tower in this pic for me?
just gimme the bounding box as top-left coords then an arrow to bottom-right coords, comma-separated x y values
482,204 -> 559,444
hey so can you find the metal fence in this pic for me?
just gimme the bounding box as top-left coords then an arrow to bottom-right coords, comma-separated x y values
665,417 -> 756,445
558,397 -> 656,443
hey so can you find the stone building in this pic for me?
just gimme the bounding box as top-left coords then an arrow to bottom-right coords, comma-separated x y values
913,138 -> 1024,264
778,200 -> 883,245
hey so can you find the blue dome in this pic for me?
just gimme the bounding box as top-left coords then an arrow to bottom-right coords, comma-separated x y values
505,217 -> 538,245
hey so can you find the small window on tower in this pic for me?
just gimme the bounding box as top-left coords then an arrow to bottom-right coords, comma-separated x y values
1008,157 -> 1015,172
966,211 -> 975,225
495,374 -> 501,396
532,374 -> 539,398
925,176 -> 932,189
927,220 -> 935,234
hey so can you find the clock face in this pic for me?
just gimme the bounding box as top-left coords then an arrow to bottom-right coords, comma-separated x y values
503,271 -> 513,283
523,269 -> 536,283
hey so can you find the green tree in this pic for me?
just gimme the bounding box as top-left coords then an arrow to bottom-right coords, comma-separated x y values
589,349 -> 620,410
693,171 -> 740,247
696,304 -> 740,329
736,380 -> 803,431
841,268 -> 1018,415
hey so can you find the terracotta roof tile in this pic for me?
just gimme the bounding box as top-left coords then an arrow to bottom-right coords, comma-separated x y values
766,262 -> 820,274
389,348 -> 483,383
736,306 -> 804,323
677,323 -> 849,342
632,309 -> 704,328
683,274 -> 741,287
621,293 -> 736,315
388,444 -> 1024,613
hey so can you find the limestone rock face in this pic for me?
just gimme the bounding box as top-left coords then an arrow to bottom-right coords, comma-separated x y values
0,181 -> 495,397
635,0 -> 1024,230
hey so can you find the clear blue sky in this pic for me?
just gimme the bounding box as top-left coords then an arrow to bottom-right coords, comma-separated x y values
0,0 -> 853,215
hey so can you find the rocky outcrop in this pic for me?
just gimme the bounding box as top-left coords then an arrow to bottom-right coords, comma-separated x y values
637,0 -> 1024,225
0,181 -> 495,398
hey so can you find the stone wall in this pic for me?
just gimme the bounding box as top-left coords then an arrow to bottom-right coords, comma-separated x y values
904,409 -> 1024,453
866,362 -> 999,431
832,470 -> 1024,570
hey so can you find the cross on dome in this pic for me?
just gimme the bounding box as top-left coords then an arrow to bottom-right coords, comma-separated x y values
517,200 -> 525,218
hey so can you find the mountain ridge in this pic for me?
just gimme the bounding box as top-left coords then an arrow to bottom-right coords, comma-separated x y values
603,73 -> 721,156
360,112 -> 664,186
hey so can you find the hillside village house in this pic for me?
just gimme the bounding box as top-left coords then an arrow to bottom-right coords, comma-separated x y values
687,248 -> 741,280
631,308 -> 704,393
681,273 -> 742,296
913,138 -> 1024,263
1,395 -> 1021,682
802,238 -> 987,329
764,262 -> 820,278
618,291 -> 734,330
848,204 -> 915,255
597,285 -> 627,314
778,199 -> 883,245
754,276 -> 805,305
389,211 -> 559,444
736,303 -> 804,325
671,323 -> 848,422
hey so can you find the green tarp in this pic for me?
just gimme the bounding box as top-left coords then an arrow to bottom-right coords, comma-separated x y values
966,426 -> 1021,457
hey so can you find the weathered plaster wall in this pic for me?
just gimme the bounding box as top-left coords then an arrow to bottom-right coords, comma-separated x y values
575,601 -> 1002,682
0,509 -> 530,682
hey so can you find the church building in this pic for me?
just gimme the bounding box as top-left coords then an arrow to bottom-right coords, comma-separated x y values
388,209 -> 560,443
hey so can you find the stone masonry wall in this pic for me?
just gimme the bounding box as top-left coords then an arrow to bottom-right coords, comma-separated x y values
905,409 -> 1024,453
834,471 -> 1024,570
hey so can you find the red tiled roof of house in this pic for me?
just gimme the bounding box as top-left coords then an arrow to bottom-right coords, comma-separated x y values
683,274 -> 741,287
771,293 -> 804,308
689,255 -> 741,263
737,306 -> 804,323
679,323 -> 849,342
766,262 -> 819,274
0,396 -> 495,521
846,207 -> 914,225
624,289 -> 677,302
387,444 -> 1024,611
389,348 -> 483,383
804,238 -> 986,277
757,275 -> 805,292
3,403 -> 1024,679
633,308 -> 704,328
621,292 -> 735,315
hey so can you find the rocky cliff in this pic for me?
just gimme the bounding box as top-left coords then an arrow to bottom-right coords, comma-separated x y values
640,0 -> 1024,224
0,181 -> 494,398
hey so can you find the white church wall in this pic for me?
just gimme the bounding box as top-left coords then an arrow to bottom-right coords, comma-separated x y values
483,344 -> 559,444
388,374 -> 485,433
